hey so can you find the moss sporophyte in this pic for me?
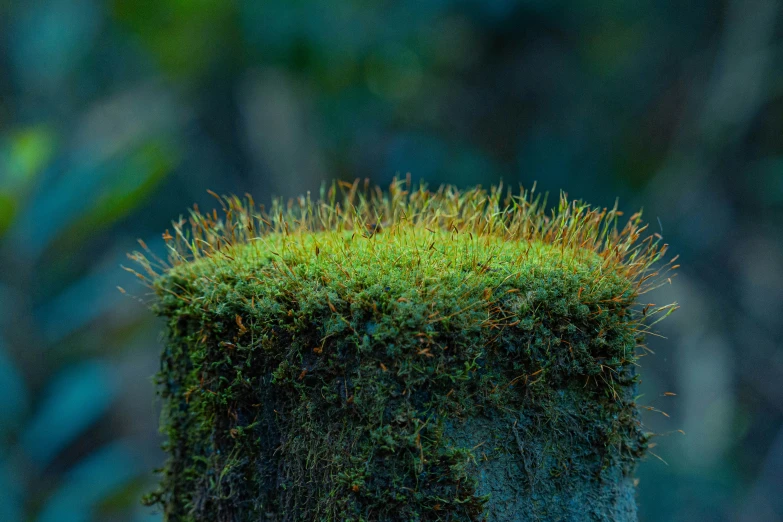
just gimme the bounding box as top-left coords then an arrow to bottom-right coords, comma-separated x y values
128,180 -> 678,521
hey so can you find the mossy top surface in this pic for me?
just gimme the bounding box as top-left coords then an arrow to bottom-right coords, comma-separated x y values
161,228 -> 632,335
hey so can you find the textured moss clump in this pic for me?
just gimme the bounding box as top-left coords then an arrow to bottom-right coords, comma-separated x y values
131,181 -> 676,521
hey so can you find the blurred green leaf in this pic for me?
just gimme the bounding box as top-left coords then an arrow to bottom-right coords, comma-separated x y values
70,140 -> 175,232
36,441 -> 140,522
37,266 -> 123,344
22,360 -> 118,467
15,140 -> 176,256
0,193 -> 15,236
3,126 -> 56,184
0,459 -> 23,522
112,0 -> 238,78
0,338 -> 29,434
0,126 -> 55,235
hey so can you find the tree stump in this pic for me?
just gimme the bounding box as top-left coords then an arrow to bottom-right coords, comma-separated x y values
134,181 -> 674,521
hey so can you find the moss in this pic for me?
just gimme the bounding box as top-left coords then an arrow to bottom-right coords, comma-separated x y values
131,180 -> 676,521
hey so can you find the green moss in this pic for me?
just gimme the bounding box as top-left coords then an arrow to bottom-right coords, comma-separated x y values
132,181 -> 676,521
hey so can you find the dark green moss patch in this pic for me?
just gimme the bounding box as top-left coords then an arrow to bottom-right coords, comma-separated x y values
132,181 -> 676,521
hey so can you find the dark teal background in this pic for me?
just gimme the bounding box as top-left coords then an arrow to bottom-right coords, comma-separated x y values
1,1 -> 782,520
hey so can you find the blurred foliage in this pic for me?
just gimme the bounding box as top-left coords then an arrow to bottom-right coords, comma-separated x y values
1,0 -> 783,521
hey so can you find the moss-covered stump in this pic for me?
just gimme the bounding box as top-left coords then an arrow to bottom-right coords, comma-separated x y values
132,181 -> 676,521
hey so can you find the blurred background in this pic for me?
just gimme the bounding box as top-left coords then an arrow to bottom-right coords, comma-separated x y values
1,0 -> 782,520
